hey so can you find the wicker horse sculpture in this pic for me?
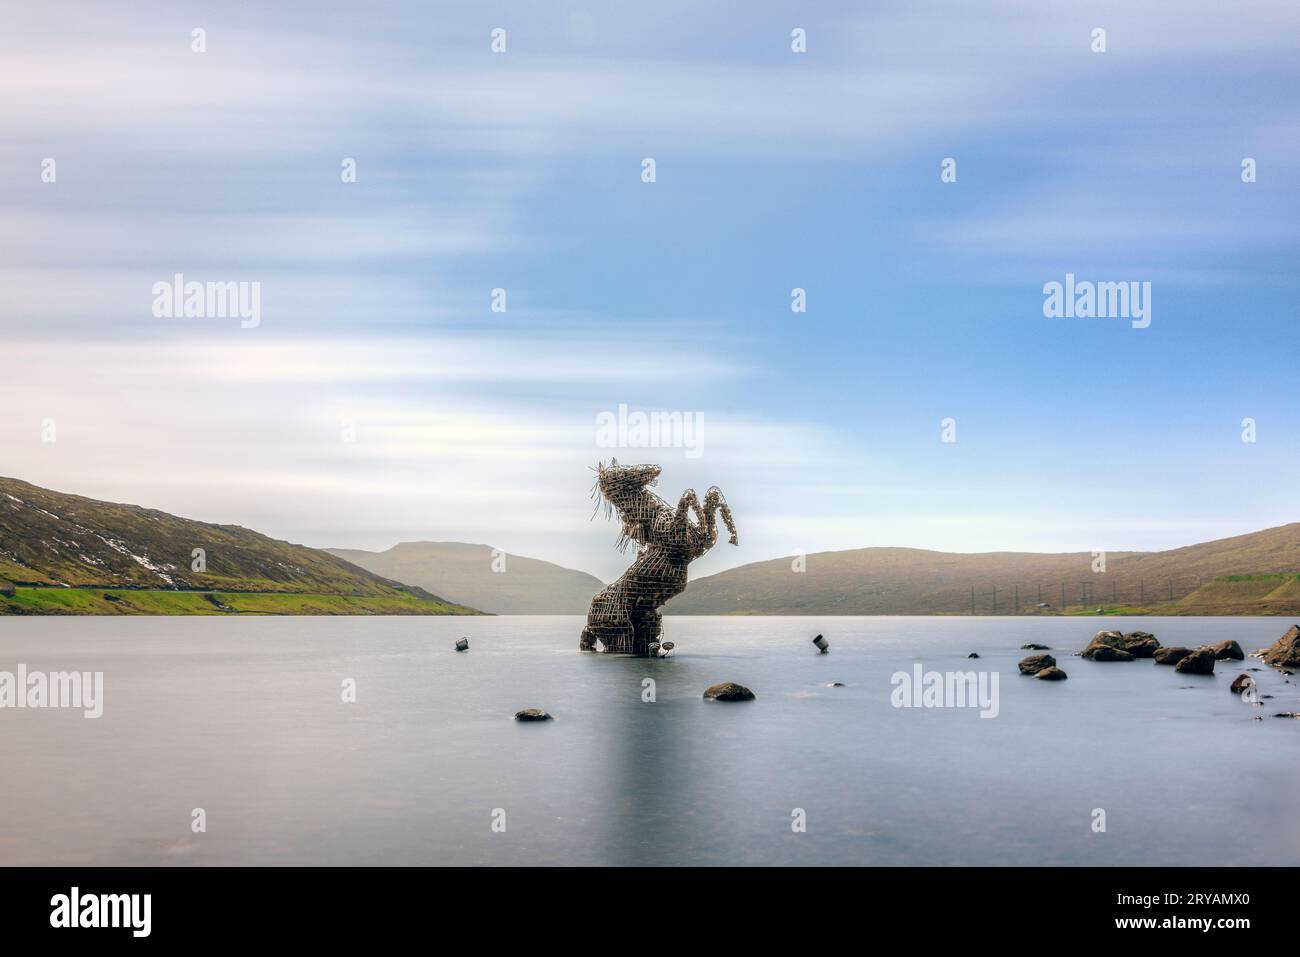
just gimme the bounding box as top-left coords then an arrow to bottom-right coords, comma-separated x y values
580,461 -> 737,655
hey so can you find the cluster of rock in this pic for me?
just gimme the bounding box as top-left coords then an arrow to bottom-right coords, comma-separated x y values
507,624 -> 1300,722
1080,630 -> 1159,661
1260,624 -> 1300,669
1078,629 -> 1245,675
1017,652 -> 1065,680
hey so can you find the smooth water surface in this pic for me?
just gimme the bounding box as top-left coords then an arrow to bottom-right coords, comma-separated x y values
2,615 -> 1297,866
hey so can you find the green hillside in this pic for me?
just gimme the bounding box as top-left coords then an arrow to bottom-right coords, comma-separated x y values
667,524 -> 1300,616
328,541 -> 604,614
0,477 -> 479,616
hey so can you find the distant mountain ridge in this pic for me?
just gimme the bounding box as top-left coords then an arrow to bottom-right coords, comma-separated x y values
328,541 -> 605,615
0,477 -> 475,615
6,474 -> 1299,617
665,523 -> 1300,616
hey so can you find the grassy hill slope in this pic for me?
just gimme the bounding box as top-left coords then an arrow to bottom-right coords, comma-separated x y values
0,477 -> 477,616
666,524 -> 1300,616
328,542 -> 604,614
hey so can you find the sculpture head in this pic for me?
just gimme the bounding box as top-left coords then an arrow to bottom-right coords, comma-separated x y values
592,460 -> 662,551
593,460 -> 661,504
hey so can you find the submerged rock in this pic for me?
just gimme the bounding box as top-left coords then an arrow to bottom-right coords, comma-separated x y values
967,652 -> 980,658
1021,643 -> 1051,650
1019,653 -> 1056,675
514,708 -> 552,721
1153,646 -> 1192,665
1035,666 -> 1068,681
1229,674 -> 1255,695
825,682 -> 846,688
1083,630 -> 1153,659
703,681 -> 755,702
1208,639 -> 1245,661
455,638 -> 469,652
1121,633 -> 1160,658
1076,631 -> 1149,660
1262,625 -> 1300,669
1175,649 -> 1216,675
1081,630 -> 1125,659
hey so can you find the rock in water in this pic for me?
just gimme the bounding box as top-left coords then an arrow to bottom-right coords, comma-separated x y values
455,638 -> 469,652
703,682 -> 755,702
1229,674 -> 1255,695
1262,625 -> 1300,669
967,653 -> 980,659
1081,630 -> 1125,658
812,634 -> 829,654
1076,631 -> 1138,660
1121,633 -> 1160,658
515,708 -> 552,721
1175,649 -> 1216,675
1035,666 -> 1068,681
1153,646 -> 1192,665
1083,630 -> 1152,659
1019,653 -> 1056,675
1021,643 -> 1051,650
1208,639 -> 1245,661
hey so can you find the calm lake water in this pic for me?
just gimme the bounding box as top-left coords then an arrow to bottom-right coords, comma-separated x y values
1,615 -> 1298,866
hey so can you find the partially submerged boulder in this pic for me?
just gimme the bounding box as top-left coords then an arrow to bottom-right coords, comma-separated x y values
1082,630 -> 1145,660
1121,633 -> 1159,658
967,652 -> 980,659
1175,649 -> 1216,675
1208,639 -> 1245,661
1035,666 -> 1068,681
455,638 -> 469,652
1262,625 -> 1300,669
704,681 -> 755,702
1021,643 -> 1051,650
1089,646 -> 1135,662
1081,630 -> 1124,658
1153,646 -> 1192,665
515,708 -> 552,721
1229,674 -> 1255,695
812,634 -> 829,654
1018,653 -> 1056,675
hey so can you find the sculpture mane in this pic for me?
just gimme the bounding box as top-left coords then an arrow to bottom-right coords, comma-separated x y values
580,460 -> 737,655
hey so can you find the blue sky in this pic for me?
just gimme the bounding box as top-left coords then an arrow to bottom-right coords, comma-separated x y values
2,1 -> 1298,580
